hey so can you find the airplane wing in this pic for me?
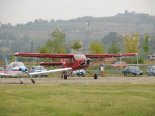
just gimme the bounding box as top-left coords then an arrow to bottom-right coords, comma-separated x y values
0,72 -> 23,77
29,68 -> 72,76
0,72 -> 11,77
14,52 -> 74,58
0,68 -> 72,77
39,62 -> 63,66
85,53 -> 137,58
15,52 -> 137,59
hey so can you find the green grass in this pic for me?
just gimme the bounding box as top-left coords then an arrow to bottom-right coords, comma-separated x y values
0,83 -> 155,116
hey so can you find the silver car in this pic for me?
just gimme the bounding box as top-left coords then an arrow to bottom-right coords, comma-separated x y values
147,65 -> 155,76
29,66 -> 48,77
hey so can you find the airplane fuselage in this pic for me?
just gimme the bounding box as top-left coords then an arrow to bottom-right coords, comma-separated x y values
59,54 -> 89,70
40,54 -> 89,70
4,70 -> 27,77
2,62 -> 28,77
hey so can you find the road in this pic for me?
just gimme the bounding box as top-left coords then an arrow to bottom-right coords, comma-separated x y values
0,77 -> 155,84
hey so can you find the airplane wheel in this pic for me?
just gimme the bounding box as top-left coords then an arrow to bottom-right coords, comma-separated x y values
20,78 -> 24,84
123,73 -> 127,76
61,74 -> 64,79
20,81 -> 23,84
20,82 -> 23,84
31,79 -> 35,84
64,74 -> 68,80
94,74 -> 98,79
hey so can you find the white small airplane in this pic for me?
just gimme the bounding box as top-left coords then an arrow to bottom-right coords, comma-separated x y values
0,59 -> 71,84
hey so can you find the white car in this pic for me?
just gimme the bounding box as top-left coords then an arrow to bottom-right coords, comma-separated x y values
72,69 -> 85,77
29,66 -> 48,77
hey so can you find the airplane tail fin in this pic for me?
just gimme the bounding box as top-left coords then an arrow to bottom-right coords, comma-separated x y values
4,55 -> 9,66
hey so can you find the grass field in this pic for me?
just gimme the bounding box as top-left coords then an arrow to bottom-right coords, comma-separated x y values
0,83 -> 155,116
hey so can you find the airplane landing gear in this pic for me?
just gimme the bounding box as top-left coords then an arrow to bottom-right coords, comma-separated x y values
31,78 -> 35,84
61,71 -> 68,79
64,74 -> 68,79
94,74 -> 98,79
26,72 -> 35,84
20,78 -> 24,84
85,70 -> 98,79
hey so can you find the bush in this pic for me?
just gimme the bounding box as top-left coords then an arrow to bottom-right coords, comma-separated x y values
123,57 -> 144,64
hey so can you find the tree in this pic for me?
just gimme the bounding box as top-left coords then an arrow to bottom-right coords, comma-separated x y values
101,32 -> 121,44
51,29 -> 66,53
108,41 -> 120,53
123,33 -> 139,53
143,34 -> 149,54
70,40 -> 82,52
39,46 -> 49,53
39,29 -> 66,53
89,41 -> 104,54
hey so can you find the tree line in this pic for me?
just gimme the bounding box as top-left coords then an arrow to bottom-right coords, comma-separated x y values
39,29 -> 151,56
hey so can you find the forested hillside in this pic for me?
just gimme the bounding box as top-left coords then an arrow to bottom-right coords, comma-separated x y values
0,11 -> 155,58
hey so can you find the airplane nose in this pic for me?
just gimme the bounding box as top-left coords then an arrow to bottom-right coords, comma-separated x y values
19,67 -> 28,72
80,58 -> 91,66
80,61 -> 86,66
86,58 -> 91,65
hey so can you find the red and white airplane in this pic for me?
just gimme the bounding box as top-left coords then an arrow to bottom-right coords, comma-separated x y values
14,52 -> 137,78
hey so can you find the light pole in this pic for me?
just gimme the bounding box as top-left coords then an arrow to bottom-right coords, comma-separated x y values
136,53 -> 139,66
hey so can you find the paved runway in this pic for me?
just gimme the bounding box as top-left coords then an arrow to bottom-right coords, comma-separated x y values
0,77 -> 155,84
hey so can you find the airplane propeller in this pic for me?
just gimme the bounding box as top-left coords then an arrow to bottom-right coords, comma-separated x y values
80,58 -> 92,66
86,58 -> 92,65
19,67 -> 28,72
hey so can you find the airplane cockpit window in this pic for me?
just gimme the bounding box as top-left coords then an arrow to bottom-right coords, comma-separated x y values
17,62 -> 25,66
9,62 -> 25,68
74,54 -> 86,59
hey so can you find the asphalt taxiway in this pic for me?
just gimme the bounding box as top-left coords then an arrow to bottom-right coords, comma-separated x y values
0,77 -> 155,84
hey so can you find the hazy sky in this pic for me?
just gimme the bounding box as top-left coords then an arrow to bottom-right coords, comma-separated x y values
0,0 -> 155,24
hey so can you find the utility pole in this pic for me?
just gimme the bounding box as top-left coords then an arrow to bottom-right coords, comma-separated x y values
83,21 -> 91,53
31,41 -> 34,65
0,40 -> 2,65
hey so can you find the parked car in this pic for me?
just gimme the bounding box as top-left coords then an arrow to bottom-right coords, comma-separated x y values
122,66 -> 143,76
111,61 -> 128,68
29,66 -> 48,77
148,54 -> 155,60
72,69 -> 85,77
147,65 -> 155,76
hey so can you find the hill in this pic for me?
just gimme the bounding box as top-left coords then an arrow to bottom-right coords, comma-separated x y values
0,11 -> 155,57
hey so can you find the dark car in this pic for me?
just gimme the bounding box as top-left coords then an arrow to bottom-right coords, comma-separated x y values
147,65 -> 155,76
122,66 -> 143,76
29,66 -> 48,77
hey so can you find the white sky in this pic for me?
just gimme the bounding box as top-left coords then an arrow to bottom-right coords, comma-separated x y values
0,0 -> 155,24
